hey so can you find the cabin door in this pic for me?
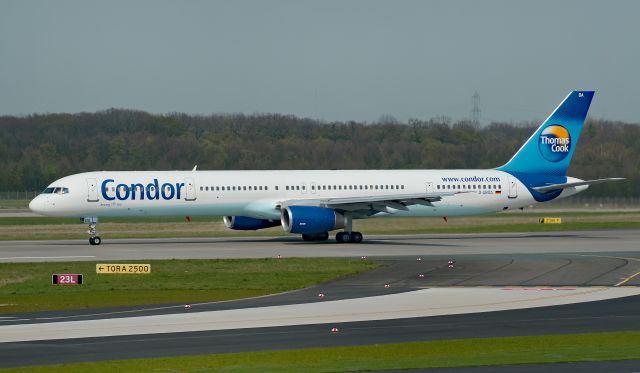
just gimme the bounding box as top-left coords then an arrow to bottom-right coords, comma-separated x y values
508,176 -> 518,199
86,178 -> 99,202
185,177 -> 197,201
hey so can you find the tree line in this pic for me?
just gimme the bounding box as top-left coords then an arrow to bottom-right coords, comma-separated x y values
0,109 -> 637,197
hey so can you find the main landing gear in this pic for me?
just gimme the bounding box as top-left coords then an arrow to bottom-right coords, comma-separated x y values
336,231 -> 363,243
83,217 -> 101,245
335,214 -> 363,243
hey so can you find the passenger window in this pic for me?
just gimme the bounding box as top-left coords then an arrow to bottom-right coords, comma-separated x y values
401,185 -> 405,189
296,186 -> 300,190
265,186 -> 268,191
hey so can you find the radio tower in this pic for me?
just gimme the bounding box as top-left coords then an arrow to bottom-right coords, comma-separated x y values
471,91 -> 481,127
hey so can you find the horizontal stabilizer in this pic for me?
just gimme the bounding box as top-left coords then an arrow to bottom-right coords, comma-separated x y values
532,178 -> 625,193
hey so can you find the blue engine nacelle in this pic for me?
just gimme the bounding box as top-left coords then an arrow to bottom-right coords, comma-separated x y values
281,206 -> 345,234
223,216 -> 280,230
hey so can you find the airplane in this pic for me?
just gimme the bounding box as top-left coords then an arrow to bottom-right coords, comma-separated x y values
29,91 -> 623,245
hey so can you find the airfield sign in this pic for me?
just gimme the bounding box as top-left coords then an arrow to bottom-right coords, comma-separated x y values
96,264 -> 151,274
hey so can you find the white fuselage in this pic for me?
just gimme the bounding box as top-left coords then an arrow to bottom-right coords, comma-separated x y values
29,169 -> 585,220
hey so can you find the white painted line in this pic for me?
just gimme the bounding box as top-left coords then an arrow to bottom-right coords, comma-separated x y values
2,286 -> 640,343
0,256 -> 96,260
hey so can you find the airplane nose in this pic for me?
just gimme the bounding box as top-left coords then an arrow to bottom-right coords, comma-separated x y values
29,196 -> 44,214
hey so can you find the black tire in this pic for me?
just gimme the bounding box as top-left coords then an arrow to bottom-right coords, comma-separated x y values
341,232 -> 351,243
93,236 -> 102,245
89,237 -> 95,245
302,234 -> 312,241
351,232 -> 363,243
319,232 -> 329,241
336,232 -> 345,243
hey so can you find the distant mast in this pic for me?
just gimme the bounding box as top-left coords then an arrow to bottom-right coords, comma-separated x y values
471,91 -> 481,127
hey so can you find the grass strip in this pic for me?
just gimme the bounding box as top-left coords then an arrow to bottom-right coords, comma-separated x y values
2,331 -> 639,372
0,258 -> 379,313
1,213 -> 640,241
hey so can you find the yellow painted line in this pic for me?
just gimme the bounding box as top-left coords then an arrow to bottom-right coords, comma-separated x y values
615,271 -> 640,287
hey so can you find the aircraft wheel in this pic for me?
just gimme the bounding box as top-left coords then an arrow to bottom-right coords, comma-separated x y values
319,231 -> 329,241
89,237 -> 95,245
337,232 -> 351,243
302,234 -> 312,241
90,236 -> 102,245
350,232 -> 363,243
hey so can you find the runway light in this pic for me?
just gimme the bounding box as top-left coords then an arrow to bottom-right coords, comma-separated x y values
418,274 -> 425,278
184,304 -> 192,310
361,255 -> 367,259
277,254 -> 282,259
416,257 -> 422,261
384,283 -> 391,288
331,327 -> 339,333
318,292 -> 325,298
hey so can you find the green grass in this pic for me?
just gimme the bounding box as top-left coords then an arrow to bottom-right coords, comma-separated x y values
0,200 -> 30,209
0,259 -> 380,313
0,211 -> 639,241
3,331 -> 639,372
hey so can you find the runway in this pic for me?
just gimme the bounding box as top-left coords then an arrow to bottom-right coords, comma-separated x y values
1,229 -> 640,262
1,230 -> 639,369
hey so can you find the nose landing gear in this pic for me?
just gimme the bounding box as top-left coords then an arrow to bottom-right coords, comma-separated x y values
82,217 -> 101,245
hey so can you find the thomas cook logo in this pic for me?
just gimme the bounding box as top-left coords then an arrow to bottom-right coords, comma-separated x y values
539,125 -> 570,162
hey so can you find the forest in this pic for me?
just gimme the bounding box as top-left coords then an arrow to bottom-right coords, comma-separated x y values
0,109 -> 637,197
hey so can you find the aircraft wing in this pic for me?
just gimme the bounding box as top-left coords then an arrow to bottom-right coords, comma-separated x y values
532,178 -> 625,193
280,191 -> 462,214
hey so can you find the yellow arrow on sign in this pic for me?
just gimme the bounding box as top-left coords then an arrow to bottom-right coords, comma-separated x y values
96,264 -> 151,274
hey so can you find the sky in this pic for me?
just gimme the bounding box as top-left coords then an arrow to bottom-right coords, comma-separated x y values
1,0 -> 638,123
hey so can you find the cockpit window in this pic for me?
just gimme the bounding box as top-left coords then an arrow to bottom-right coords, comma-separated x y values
42,187 -> 69,195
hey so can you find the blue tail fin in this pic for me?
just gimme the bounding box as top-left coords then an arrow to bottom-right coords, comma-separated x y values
497,91 -> 594,177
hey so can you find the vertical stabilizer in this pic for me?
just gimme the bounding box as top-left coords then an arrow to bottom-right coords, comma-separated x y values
497,91 -> 594,176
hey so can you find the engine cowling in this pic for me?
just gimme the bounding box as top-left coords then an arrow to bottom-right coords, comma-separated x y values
223,216 -> 280,230
281,206 -> 345,234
